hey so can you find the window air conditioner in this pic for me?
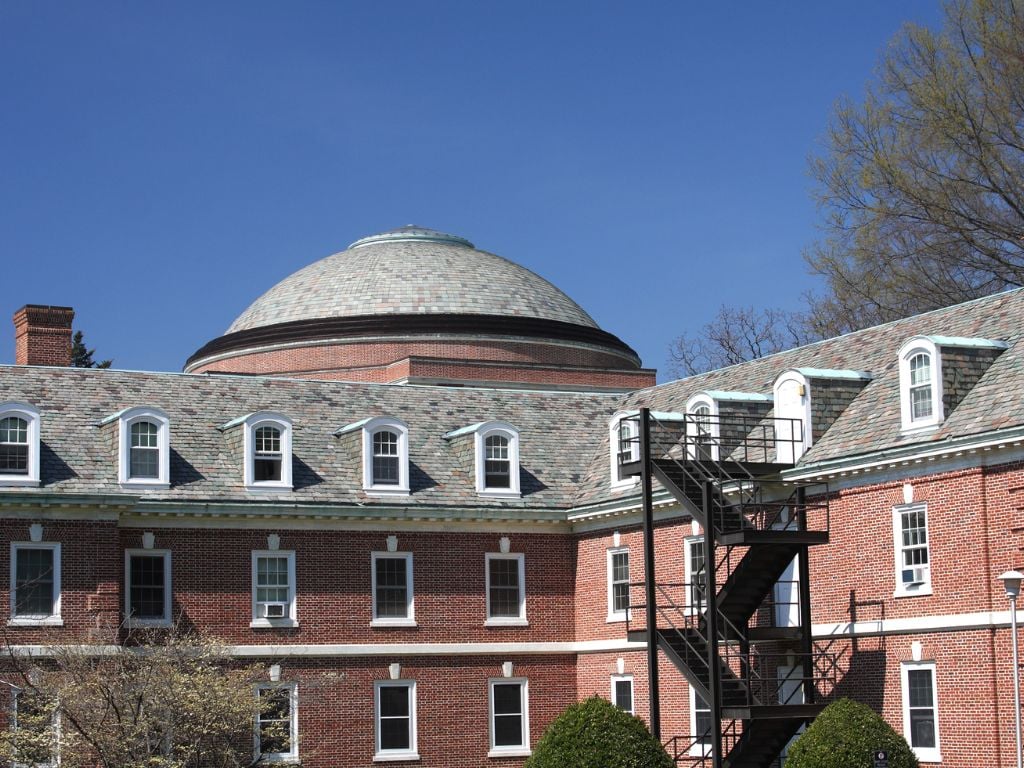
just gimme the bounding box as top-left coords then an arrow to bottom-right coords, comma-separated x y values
902,567 -> 927,586
261,602 -> 287,619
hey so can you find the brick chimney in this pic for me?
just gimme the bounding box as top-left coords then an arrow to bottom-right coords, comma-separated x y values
13,305 -> 75,366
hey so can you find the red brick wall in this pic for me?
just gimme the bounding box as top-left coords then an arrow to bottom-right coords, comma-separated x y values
12,305 -> 74,367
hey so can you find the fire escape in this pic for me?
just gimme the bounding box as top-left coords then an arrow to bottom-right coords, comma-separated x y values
621,408 -> 833,768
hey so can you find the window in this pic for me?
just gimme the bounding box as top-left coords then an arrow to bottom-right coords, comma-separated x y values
374,681 -> 418,760
124,550 -> 171,625
241,413 -> 293,491
611,675 -> 633,715
251,551 -> 297,627
488,679 -> 529,757
685,394 -> 719,461
901,662 -> 940,763
893,504 -> 931,596
685,536 -> 707,613
606,548 -> 630,622
371,552 -> 415,626
898,338 -> 943,432
115,407 -> 170,488
485,553 -> 526,626
361,418 -> 410,495
610,413 -> 639,489
9,543 -> 61,626
689,686 -> 712,757
255,684 -> 298,762
773,371 -> 812,463
474,422 -> 521,497
0,403 -> 40,487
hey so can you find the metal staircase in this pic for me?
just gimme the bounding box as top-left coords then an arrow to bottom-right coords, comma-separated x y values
621,409 -> 834,768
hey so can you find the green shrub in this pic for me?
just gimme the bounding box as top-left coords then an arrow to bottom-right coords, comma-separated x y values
525,696 -> 674,768
786,698 -> 919,768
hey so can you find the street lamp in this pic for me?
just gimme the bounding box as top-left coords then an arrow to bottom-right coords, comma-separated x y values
999,570 -> 1024,768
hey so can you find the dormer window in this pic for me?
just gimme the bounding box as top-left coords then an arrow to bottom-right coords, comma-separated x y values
238,413 -> 293,491
0,403 -> 40,488
610,413 -> 639,490
115,407 -> 171,489
362,417 -> 410,495
898,338 -> 943,433
475,423 -> 521,497
685,394 -> 719,461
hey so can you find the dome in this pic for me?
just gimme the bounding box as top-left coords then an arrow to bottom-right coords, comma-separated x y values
227,226 -> 599,333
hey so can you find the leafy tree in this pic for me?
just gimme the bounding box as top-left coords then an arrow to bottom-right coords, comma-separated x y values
525,696 -> 674,768
71,330 -> 112,369
0,628 -> 278,768
785,698 -> 919,768
669,0 -> 1024,374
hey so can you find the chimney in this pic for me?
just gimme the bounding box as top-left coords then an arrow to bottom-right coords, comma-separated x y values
13,305 -> 75,367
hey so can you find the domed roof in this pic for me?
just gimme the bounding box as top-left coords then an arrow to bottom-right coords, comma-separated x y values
227,226 -> 599,333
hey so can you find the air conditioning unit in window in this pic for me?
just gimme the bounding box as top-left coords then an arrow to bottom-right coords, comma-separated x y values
260,602 -> 287,619
902,567 -> 928,586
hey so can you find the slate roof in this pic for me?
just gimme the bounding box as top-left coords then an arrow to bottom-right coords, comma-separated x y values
226,228 -> 599,333
572,288 -> 1024,508
0,366 -> 614,510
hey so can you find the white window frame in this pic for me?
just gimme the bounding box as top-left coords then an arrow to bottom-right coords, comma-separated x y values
773,370 -> 812,463
484,552 -> 527,626
9,542 -> 61,626
488,678 -> 530,757
373,679 -> 419,761
610,674 -> 634,715
609,412 -> 640,491
685,393 -> 720,461
370,551 -> 415,627
11,686 -> 59,767
362,417 -> 410,496
892,503 -> 932,597
606,547 -> 630,622
117,407 -> 171,489
689,684 -> 712,757
898,337 -> 944,433
901,661 -> 941,763
684,535 -> 707,615
243,412 -> 293,492
124,549 -> 172,627
474,422 -> 521,497
0,402 -> 40,488
251,550 -> 297,628
254,682 -> 299,763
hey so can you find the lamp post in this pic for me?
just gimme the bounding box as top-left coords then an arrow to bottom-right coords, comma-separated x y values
999,570 -> 1024,768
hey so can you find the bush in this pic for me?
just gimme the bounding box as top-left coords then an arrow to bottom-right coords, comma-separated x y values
786,698 -> 919,768
525,696 -> 674,768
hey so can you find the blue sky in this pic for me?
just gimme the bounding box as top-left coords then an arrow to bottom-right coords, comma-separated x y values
0,1 -> 943,379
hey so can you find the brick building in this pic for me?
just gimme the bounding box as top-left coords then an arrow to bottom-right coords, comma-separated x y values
0,225 -> 1021,766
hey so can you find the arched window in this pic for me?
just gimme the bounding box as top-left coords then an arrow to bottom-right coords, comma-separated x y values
609,413 -> 639,490
242,413 -> 293,491
898,338 -> 943,432
360,418 -> 410,494
0,403 -> 40,487
474,423 -> 520,497
114,407 -> 170,489
908,353 -> 933,421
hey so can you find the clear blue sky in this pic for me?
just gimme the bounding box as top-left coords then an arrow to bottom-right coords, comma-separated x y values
0,1 -> 943,379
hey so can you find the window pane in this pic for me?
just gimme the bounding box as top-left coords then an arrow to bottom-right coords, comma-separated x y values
494,714 -> 523,747
130,421 -> 158,447
372,457 -> 400,485
695,692 -> 712,745
493,683 -> 522,715
489,559 -> 520,617
380,717 -> 410,750
15,548 -> 54,615
130,446 -> 159,478
258,688 -> 292,754
614,679 -> 632,711
255,426 -> 281,453
907,670 -> 934,707
485,435 -> 511,488
375,558 -> 408,618
256,556 -> 290,603
911,385 -> 933,420
130,555 -> 165,619
910,354 -> 931,385
254,457 -> 282,482
380,686 -> 410,717
0,418 -> 29,474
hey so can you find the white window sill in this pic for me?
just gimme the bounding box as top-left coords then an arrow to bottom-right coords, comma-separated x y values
244,484 -> 293,493
488,747 -> 531,758
610,478 -> 639,493
485,618 -> 529,627
478,489 -> 522,499
894,586 -> 933,598
257,754 -> 299,764
250,618 -> 299,629
125,618 -> 172,628
0,478 -> 41,488
365,487 -> 411,497
373,751 -> 421,762
8,616 -> 63,627
913,748 -> 941,763
901,422 -> 941,436
371,618 -> 417,628
606,614 -> 629,624
119,480 -> 170,491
